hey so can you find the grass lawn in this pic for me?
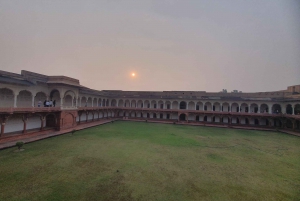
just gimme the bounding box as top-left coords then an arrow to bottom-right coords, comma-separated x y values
0,121 -> 299,201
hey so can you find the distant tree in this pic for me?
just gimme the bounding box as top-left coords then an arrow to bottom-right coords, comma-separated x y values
71,129 -> 76,135
16,142 -> 24,150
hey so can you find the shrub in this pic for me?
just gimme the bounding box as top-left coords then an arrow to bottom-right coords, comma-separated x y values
16,142 -> 24,150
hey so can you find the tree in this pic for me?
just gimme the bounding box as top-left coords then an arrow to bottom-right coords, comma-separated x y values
16,142 -> 24,151
71,129 -> 76,135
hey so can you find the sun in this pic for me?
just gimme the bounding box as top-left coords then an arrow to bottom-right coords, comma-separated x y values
131,73 -> 135,77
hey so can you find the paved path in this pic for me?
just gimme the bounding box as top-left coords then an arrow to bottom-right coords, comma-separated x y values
0,119 -> 115,149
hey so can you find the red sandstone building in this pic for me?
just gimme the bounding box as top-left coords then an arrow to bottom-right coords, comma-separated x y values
0,70 -> 300,138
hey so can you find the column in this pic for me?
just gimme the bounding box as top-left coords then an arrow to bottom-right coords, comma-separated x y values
32,96 -> 35,107
75,98 -> 78,107
14,94 -> 17,108
220,103 -> 223,112
40,116 -> 45,131
60,98 -> 63,108
229,104 -> 231,112
92,99 -> 93,107
258,105 -> 261,113
22,115 -> 28,134
292,105 -> 295,115
268,104 -> 272,114
0,122 -> 5,137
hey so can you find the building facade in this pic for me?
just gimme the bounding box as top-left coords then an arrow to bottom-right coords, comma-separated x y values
0,70 -> 300,137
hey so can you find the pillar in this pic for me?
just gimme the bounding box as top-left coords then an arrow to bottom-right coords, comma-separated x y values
40,116 -> 45,131
268,104 -> 272,114
292,105 -> 295,115
14,94 -> 17,108
258,105 -> 260,113
86,112 -> 88,122
22,115 -> 28,134
32,96 -> 35,107
0,122 -> 5,137
60,98 -> 63,108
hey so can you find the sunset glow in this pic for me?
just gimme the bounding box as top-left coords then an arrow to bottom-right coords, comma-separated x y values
132,73 -> 135,77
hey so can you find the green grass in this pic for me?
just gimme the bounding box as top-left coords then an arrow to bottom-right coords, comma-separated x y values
0,121 -> 299,201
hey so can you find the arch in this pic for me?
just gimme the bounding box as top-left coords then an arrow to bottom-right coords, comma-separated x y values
111,99 -> 117,107
131,100 -> 136,108
144,100 -> 150,108
240,103 -> 249,113
46,114 -> 56,128
17,90 -> 32,107
0,88 -> 14,107
158,100 -> 164,109
222,102 -> 230,112
254,118 -> 259,125
165,101 -> 171,109
35,92 -> 47,107
125,100 -> 130,107
102,99 -> 106,107
64,95 -> 73,107
179,113 -> 186,121
159,113 -> 163,119
260,103 -> 269,113
179,101 -> 187,109
93,98 -> 98,107
118,99 -> 124,107
204,102 -> 212,111
81,97 -> 87,107
231,103 -> 239,112
272,104 -> 281,114
87,97 -> 92,107
295,104 -> 300,115
274,118 -> 282,127
196,115 -> 199,121
64,90 -> 76,99
98,98 -> 102,107
172,101 -> 178,109
203,116 -> 207,122
62,113 -> 75,129
286,119 -> 293,129
286,104 -> 293,115
137,100 -> 143,108
213,102 -> 221,111
153,113 -> 157,118
250,103 -> 258,113
106,99 -> 109,107
196,102 -> 203,111
50,89 -> 61,107
188,101 -> 195,110
151,100 -> 157,109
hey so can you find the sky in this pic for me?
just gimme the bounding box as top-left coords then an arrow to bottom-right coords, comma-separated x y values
0,0 -> 299,92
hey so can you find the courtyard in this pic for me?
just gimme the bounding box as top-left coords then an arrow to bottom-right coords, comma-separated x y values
0,121 -> 299,201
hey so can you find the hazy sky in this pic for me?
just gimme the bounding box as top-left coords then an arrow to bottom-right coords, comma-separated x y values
0,0 -> 299,92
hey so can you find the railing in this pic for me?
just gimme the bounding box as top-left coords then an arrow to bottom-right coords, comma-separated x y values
0,107 -> 61,113
1,106 -> 299,120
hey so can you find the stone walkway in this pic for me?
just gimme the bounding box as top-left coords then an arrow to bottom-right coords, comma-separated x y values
0,119 -> 115,149
1,118 -> 299,150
